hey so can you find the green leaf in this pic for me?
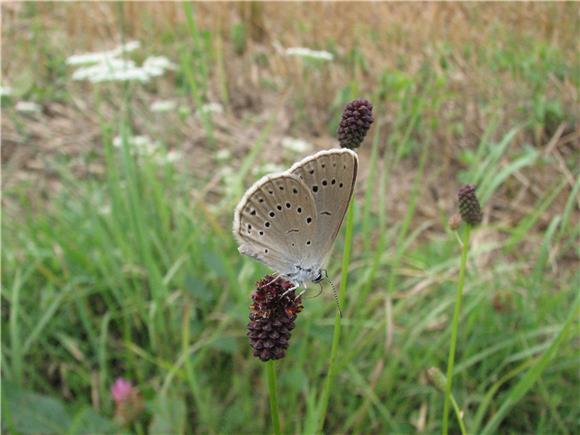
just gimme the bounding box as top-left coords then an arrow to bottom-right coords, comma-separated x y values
480,294 -> 579,435
3,383 -> 71,434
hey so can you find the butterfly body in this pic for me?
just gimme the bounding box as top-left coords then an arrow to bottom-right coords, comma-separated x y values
233,148 -> 358,287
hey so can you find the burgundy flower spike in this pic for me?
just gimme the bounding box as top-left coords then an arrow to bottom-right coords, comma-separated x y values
337,99 -> 374,149
247,275 -> 303,362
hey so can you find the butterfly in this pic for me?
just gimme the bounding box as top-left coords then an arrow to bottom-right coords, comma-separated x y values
233,148 -> 358,288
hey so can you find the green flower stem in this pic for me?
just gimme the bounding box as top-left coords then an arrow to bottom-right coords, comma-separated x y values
266,360 -> 281,435
450,393 -> 468,435
442,225 -> 471,435
317,201 -> 355,433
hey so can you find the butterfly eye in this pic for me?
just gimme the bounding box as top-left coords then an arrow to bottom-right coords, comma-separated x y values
277,205 -> 282,211
331,179 -> 336,185
259,231 -> 264,236
306,240 -> 311,246
269,212 -> 275,217
306,217 -> 312,224
339,183 -> 343,188
293,188 -> 298,194
265,222 -> 271,228
297,207 -> 302,213
322,180 -> 327,186
312,186 -> 319,193
285,202 -> 291,208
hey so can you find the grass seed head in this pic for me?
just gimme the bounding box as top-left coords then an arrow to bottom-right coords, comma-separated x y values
247,275 -> 303,362
337,99 -> 374,149
426,367 -> 447,393
448,213 -> 463,231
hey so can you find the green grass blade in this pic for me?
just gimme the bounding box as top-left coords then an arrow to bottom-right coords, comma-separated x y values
480,293 -> 579,435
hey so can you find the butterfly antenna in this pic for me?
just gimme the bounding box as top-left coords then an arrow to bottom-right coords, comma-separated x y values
324,271 -> 342,318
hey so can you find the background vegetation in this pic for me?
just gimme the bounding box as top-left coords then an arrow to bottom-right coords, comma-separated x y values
2,2 -> 578,434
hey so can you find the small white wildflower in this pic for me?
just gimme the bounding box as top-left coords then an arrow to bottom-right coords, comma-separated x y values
281,137 -> 313,154
1,86 -> 13,97
197,102 -> 223,116
150,100 -> 177,113
15,101 -> 41,113
71,52 -> 175,84
164,150 -> 182,163
67,52 -> 118,67
112,136 -> 123,148
113,135 -> 160,156
90,67 -> 152,84
66,40 -> 141,65
72,59 -> 137,81
152,150 -> 182,166
285,47 -> 334,61
118,40 -> 141,54
215,149 -> 232,161
142,56 -> 177,77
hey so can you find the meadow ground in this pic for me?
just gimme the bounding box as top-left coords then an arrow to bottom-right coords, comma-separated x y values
1,3 -> 579,434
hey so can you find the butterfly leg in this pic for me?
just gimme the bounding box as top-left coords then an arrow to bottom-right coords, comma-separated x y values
281,283 -> 300,297
296,288 -> 307,299
262,273 -> 281,287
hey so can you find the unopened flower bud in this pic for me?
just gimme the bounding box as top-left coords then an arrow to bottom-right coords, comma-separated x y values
457,184 -> 482,226
337,99 -> 374,149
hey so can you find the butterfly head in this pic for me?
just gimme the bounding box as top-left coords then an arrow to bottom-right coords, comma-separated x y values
312,270 -> 324,283
289,265 -> 324,286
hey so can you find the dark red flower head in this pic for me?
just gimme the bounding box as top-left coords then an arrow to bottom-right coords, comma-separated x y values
457,184 -> 482,226
247,275 -> 303,361
337,99 -> 374,149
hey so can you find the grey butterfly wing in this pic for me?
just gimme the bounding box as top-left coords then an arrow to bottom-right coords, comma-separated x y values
233,173 -> 319,276
289,148 -> 358,265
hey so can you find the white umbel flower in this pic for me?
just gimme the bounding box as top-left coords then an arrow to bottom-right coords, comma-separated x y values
15,101 -> 42,113
66,41 -> 141,65
197,102 -> 224,116
113,135 -> 160,155
1,86 -> 13,97
284,47 -> 334,61
150,100 -> 177,113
